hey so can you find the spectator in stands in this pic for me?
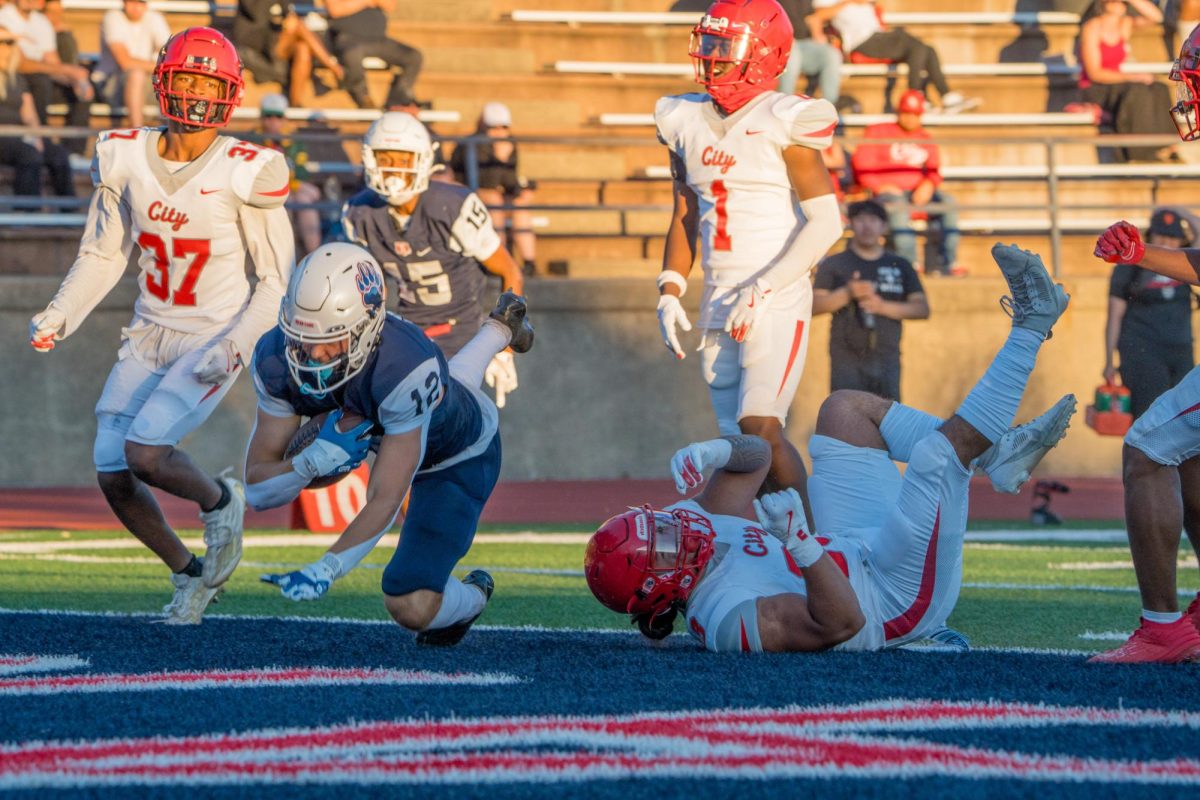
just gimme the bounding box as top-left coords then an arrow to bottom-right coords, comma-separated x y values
41,0 -> 78,69
91,0 -> 169,129
448,102 -> 537,276
1104,207 -> 1196,418
0,0 -> 91,153
325,0 -> 422,109
232,0 -> 343,107
811,0 -> 977,113
257,93 -> 323,254
776,0 -> 842,102
850,89 -> 961,275
0,25 -> 72,200
1079,0 -> 1179,162
812,199 -> 928,401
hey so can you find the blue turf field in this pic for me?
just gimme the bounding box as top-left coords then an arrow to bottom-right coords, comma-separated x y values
2,609 -> 1197,798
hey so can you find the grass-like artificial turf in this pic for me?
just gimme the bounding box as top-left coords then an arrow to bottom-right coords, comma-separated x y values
0,522 -> 1195,654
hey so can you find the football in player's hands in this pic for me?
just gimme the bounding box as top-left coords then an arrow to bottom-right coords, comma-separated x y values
284,410 -> 373,489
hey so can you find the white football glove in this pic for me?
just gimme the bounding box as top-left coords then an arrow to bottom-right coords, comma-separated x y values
485,350 -> 518,409
669,438 -> 732,494
260,553 -> 341,601
29,306 -> 67,352
753,488 -> 823,568
193,339 -> 242,385
656,294 -> 692,359
724,278 -> 772,344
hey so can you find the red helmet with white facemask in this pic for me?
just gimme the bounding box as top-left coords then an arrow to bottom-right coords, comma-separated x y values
584,505 -> 716,623
688,0 -> 793,114
152,27 -> 245,129
1171,24 -> 1200,141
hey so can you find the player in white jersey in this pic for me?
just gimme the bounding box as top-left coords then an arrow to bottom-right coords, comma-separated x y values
587,245 -> 1074,652
27,27 -> 295,624
1086,25 -> 1200,663
654,0 -> 844,524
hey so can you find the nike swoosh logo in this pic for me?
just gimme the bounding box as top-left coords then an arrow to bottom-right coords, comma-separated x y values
746,129 -> 765,136
200,188 -> 220,195
416,247 -> 432,256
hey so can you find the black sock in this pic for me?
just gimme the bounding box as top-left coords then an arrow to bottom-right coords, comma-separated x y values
176,554 -> 204,577
203,480 -> 231,513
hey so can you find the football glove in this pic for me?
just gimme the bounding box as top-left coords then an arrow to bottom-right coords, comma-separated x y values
292,409 -> 374,482
1094,221 -> 1145,265
484,350 -> 518,409
656,294 -> 692,359
669,438 -> 732,494
260,553 -> 340,601
29,306 -> 67,352
725,278 -> 772,343
753,488 -> 823,568
193,338 -> 242,385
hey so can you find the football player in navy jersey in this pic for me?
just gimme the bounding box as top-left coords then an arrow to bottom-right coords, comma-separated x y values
245,242 -> 534,646
342,112 -> 526,408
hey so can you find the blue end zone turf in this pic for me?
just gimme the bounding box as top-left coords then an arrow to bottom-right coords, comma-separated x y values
1,611 -> 1196,798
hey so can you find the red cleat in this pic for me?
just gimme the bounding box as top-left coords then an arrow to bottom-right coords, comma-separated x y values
1188,593 -> 1200,634
1088,617 -> 1200,664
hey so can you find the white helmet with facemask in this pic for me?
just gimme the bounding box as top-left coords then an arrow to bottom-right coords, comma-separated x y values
361,112 -> 434,206
280,242 -> 387,398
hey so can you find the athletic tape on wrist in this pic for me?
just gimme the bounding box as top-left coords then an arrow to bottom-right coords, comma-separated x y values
656,270 -> 689,297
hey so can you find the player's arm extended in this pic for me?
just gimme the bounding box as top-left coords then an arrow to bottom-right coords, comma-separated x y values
660,151 -> 698,289
673,435 -> 772,520
243,407 -> 308,510
1135,246 -> 1200,286
751,146 -> 843,291
226,205 -> 296,360
319,427 -> 423,576
43,186 -> 133,338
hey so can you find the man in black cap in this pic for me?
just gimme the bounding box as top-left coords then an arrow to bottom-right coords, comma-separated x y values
813,199 -> 930,402
1103,206 -> 1197,419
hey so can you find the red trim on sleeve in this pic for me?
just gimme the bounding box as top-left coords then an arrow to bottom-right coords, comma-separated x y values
801,121 -> 838,140
739,618 -> 750,652
257,184 -> 290,197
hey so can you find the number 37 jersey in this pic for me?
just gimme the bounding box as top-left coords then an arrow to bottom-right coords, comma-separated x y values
92,127 -> 290,334
654,92 -> 836,284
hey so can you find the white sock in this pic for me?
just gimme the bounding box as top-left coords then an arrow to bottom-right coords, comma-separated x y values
879,403 -> 944,462
425,575 -> 487,630
1142,608 -> 1183,624
447,319 -> 510,389
956,327 -> 1042,444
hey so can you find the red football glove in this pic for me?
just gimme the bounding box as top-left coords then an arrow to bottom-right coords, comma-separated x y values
1094,221 -> 1145,264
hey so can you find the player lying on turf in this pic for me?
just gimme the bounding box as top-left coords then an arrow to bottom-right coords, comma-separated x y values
585,244 -> 1076,652
243,242 -> 534,646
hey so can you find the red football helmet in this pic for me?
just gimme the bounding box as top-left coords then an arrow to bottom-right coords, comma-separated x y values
584,505 -> 716,622
152,27 -> 244,129
688,0 -> 793,113
1171,24 -> 1200,141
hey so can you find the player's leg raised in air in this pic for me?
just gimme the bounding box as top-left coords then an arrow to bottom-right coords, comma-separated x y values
811,244 -> 1073,647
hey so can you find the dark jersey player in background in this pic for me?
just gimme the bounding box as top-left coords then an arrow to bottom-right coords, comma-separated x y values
245,242 -> 534,646
343,111 -> 526,407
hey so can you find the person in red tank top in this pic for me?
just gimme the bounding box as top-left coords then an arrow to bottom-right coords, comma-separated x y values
1079,0 -> 1179,162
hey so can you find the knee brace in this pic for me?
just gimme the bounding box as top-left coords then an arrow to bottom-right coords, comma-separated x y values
94,413 -> 132,472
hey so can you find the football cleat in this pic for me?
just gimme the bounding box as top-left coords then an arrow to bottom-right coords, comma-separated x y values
975,394 -> 1077,494
991,244 -> 1070,339
488,292 -> 535,354
200,475 -> 245,588
415,570 -> 494,647
161,572 -> 221,625
1087,617 -> 1200,664
925,626 -> 971,652
1188,592 -> 1200,634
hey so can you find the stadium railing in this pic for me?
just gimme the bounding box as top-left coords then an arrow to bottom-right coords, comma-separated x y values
598,112 -> 1098,128
551,61 -> 1174,78
507,10 -> 1083,26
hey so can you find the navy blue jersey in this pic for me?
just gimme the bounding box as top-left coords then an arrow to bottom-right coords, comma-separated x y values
252,313 -> 496,472
341,182 -> 502,333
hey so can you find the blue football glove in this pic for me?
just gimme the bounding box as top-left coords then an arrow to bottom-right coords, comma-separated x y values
260,553 -> 341,601
292,409 -> 375,482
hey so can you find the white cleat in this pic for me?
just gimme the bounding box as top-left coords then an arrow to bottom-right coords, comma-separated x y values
199,475 -> 245,589
991,244 -> 1070,339
161,572 -> 220,625
976,394 -> 1078,494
